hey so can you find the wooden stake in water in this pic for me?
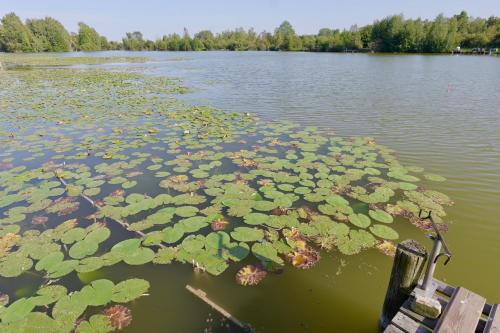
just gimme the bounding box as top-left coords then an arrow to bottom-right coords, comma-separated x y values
380,240 -> 428,328
186,285 -> 253,332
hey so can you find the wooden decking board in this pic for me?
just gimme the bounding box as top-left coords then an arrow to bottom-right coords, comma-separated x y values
485,304 -> 500,333
400,298 -> 439,330
385,324 -> 406,333
433,279 -> 455,298
391,312 -> 431,333
434,287 -> 486,333
385,280 -> 495,333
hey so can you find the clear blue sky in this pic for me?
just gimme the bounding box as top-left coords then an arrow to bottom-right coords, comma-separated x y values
1,0 -> 499,40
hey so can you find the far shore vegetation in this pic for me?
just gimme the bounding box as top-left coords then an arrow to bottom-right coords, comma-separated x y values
0,11 -> 498,54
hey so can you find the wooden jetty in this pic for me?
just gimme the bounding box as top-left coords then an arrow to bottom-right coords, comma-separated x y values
381,213 -> 499,333
383,276 -> 499,333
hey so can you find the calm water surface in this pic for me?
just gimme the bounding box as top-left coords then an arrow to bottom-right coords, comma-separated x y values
68,51 -> 500,332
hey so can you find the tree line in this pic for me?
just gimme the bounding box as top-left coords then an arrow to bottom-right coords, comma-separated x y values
0,11 -> 498,53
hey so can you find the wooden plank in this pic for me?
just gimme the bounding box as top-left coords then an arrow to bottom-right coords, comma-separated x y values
391,312 -> 430,333
432,279 -> 455,298
384,324 -> 406,333
485,304 -> 500,333
434,287 -> 486,333
185,285 -> 250,331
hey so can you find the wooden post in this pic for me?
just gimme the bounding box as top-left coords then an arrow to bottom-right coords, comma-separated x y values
380,239 -> 428,329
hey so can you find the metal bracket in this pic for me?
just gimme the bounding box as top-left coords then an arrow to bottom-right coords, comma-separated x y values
419,210 -> 452,293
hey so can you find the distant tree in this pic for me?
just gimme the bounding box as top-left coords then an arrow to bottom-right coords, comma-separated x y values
424,14 -> 458,52
359,25 -> 373,48
0,12 -> 36,52
166,33 -> 181,50
179,28 -> 192,51
398,19 -> 425,52
274,21 -> 302,51
194,30 -> 214,50
77,22 -> 102,51
122,31 -> 145,50
1,10 -> 498,54
300,35 -> 316,51
100,36 -> 109,50
26,17 -> 71,52
371,15 -> 405,52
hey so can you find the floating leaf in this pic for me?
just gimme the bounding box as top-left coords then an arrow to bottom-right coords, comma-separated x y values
103,305 -> 132,331
0,297 -> 35,323
424,173 -> 446,182
368,209 -> 394,224
235,265 -> 267,286
370,224 -> 399,240
243,213 -> 269,225
111,278 -> 150,303
69,239 -> 99,259
80,279 -> 114,306
123,247 -> 155,265
230,227 -> 264,242
348,214 -> 371,228
76,314 -> 114,333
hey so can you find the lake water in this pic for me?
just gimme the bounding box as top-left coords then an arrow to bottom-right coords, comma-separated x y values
7,51 -> 500,332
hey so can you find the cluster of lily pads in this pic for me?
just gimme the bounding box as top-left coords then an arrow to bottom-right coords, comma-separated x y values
0,55 -> 453,331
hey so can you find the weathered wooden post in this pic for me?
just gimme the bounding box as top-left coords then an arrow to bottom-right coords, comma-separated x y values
380,239 -> 428,329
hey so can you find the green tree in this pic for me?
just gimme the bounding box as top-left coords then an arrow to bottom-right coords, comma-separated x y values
274,20 -> 301,50
0,13 -> 36,52
26,17 -> 71,52
179,28 -> 192,51
398,19 -> 425,52
122,31 -> 145,50
77,22 -> 102,51
194,30 -> 214,50
424,15 -> 458,52
167,33 -> 181,50
371,15 -> 405,52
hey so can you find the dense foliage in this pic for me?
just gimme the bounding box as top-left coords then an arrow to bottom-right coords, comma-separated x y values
0,11 -> 498,53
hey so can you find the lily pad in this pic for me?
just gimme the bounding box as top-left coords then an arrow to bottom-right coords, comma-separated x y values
111,278 -> 150,303
369,209 -> 394,224
243,213 -> 269,225
369,224 -> 399,240
348,214 -> 371,228
230,227 -> 265,242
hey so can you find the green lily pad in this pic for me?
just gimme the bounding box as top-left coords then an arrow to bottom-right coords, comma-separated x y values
35,251 -> 64,272
78,279 -> 114,307
205,231 -> 231,249
243,213 -> 269,225
111,278 -> 150,303
368,209 -> 394,224
175,206 -> 199,217
0,297 -> 36,323
75,314 -> 113,333
424,173 -> 446,182
370,224 -> 399,240
348,214 -> 371,228
123,247 -> 155,265
230,227 -> 265,242
69,239 -> 99,259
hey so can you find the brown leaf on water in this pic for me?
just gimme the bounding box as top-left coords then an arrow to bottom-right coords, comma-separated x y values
0,233 -> 21,258
235,265 -> 267,286
287,247 -> 321,269
375,240 -> 397,257
31,216 -> 48,225
211,219 -> 229,231
103,305 -> 132,331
